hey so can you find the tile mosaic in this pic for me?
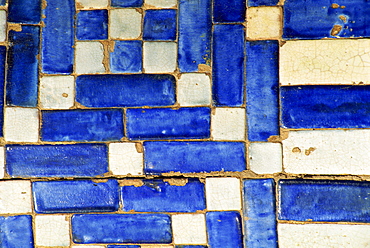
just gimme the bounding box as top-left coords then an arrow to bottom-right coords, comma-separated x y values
143,9 -> 177,41
77,10 -> 108,40
110,40 -> 143,73
0,215 -> 34,248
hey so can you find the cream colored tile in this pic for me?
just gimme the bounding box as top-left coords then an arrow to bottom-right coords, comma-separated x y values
144,42 -> 177,73
177,73 -> 211,106
206,177 -> 242,210
0,10 -> 6,42
249,142 -> 282,174
40,76 -> 74,109
172,214 -> 207,245
110,9 -> 142,39
211,108 -> 246,140
145,0 -> 176,8
247,7 -> 281,40
0,180 -> 32,214
35,215 -> 70,247
4,107 -> 39,142
75,41 -> 105,74
109,143 -> 143,176
77,0 -> 108,8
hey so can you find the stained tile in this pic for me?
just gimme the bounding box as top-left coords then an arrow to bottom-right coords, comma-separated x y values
213,0 -> 245,23
8,0 -> 41,24
77,0 -> 108,8
0,180 -> 32,214
35,215 -> 70,246
77,10 -> 108,40
111,0 -> 143,7
110,9 -> 142,39
39,76 -> 75,109
0,215 -> 34,248
110,40 -> 142,73
247,7 -> 282,39
143,10 -> 177,41
75,41 -> 105,74
109,143 -> 143,176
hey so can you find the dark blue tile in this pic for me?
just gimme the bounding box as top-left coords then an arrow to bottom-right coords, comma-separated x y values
110,40 -> 142,73
126,107 -> 210,140
243,179 -> 277,248
42,0 -> 74,74
77,10 -> 108,40
247,0 -> 278,6
144,141 -> 246,174
281,85 -> 370,129
33,180 -> 119,213
178,0 -> 212,72
0,215 -> 34,248
279,180 -> 370,223
246,40 -> 279,141
111,0 -> 143,7
8,0 -> 41,24
41,109 -> 124,142
0,46 -> 6,137
176,246 -> 208,248
284,0 -> 370,39
6,144 -> 108,178
212,24 -> 244,107
108,246 -> 140,248
7,26 -> 39,107
206,212 -> 243,248
143,10 -> 177,41
72,214 -> 172,243
121,179 -> 206,212
213,0 -> 245,23
76,74 -> 176,107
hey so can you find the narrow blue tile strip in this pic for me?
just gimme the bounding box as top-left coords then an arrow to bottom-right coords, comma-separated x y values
243,179 -> 277,248
111,0 -> 143,7
279,180 -> 370,223
76,74 -> 176,107
72,214 -> 172,244
0,46 -> 6,137
41,109 -> 124,142
33,180 -> 119,213
178,0 -> 212,72
110,41 -> 142,73
0,215 -> 33,248
212,24 -> 245,106
246,40 -> 279,141
213,0 -> 245,23
121,179 -> 206,212
247,0 -> 278,6
7,26 -> 39,107
126,107 -> 210,140
6,144 -> 108,178
144,141 -> 245,174
42,0 -> 74,74
77,10 -> 108,40
281,85 -> 370,129
8,0 -> 41,24
206,211 -> 243,248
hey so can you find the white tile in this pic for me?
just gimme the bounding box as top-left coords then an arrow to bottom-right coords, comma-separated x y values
247,7 -> 281,40
144,42 -> 177,73
206,177 -> 241,211
110,9 -> 142,39
280,39 -> 370,85
77,0 -> 108,8
211,108 -> 246,140
177,73 -> 211,106
0,10 -> 6,42
4,107 -> 39,142
109,143 -> 143,176
283,129 -> 370,175
0,147 -> 4,178
35,215 -> 70,247
75,41 -> 105,74
145,0 -> 176,8
278,223 -> 370,248
172,214 -> 207,245
249,142 -> 282,174
0,180 -> 32,214
39,76 -> 75,109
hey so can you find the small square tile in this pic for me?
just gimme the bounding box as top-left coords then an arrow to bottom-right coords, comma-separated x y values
109,143 -> 143,175
40,76 -> 75,109
172,214 -> 207,245
110,9 -> 142,39
143,42 -> 177,73
77,10 -> 108,40
0,10 -> 5,42
110,40 -> 142,73
4,107 -> 39,142
249,142 -> 282,174
75,41 -> 105,74
35,215 -> 70,247
206,177 -> 242,210
211,108 -> 246,140
145,0 -> 177,8
177,73 -> 211,106
112,0 -> 143,7
247,7 -> 282,40
143,9 -> 177,41
77,0 -> 108,8
0,180 -> 32,214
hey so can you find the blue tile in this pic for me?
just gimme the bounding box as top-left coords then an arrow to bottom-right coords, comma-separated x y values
281,85 -> 370,129
76,74 -> 176,107
77,10 -> 108,40
7,26 -> 39,107
33,180 -> 119,213
41,109 -> 124,142
246,40 -> 279,141
121,179 -> 206,212
206,212 -> 243,248
0,215 -> 34,248
42,0 -> 74,74
247,0 -> 278,6
72,214 -> 172,244
279,180 -> 370,223
213,0 -> 245,23
178,0 -> 212,72
110,40 -> 142,73
111,0 -> 143,7
108,246 -> 140,248
0,0 -> 5,5
243,179 -> 277,248
212,24 -> 244,106
0,46 -> 6,137
144,142 -> 246,174
284,0 -> 370,39
6,144 -> 108,178
143,10 -> 177,41
8,0 -> 41,24
176,246 -> 208,248
126,107 -> 210,140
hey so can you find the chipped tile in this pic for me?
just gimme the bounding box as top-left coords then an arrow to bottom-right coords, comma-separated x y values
109,143 -> 143,176
247,7 -> 281,39
75,41 -> 105,74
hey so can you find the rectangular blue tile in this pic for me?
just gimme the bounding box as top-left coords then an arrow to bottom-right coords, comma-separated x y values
42,0 -> 74,74
72,214 -> 172,244
246,40 -> 279,141
0,46 -> 6,137
110,40 -> 142,73
33,180 -> 119,213
126,107 -> 210,140
212,24 -> 245,106
281,85 -> 370,129
121,179 -> 206,212
279,180 -> 370,223
247,0 -> 278,6
206,211 -> 243,248
243,179 -> 277,248
8,0 -> 41,24
143,9 -> 177,41
77,10 -> 108,40
6,144 -> 108,178
178,0 -> 212,72
76,74 -> 176,107
144,141 -> 245,174
0,215 -> 33,248
213,0 -> 245,23
41,109 -> 124,142
7,26 -> 39,107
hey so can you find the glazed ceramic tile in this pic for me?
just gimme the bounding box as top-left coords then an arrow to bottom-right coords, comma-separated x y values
0,180 -> 32,214
39,76 -> 75,109
75,41 -> 105,74
35,215 -> 70,246
4,107 -> 39,142
109,142 -> 144,176
248,142 -> 282,174
205,177 -> 242,210
246,7 -> 282,40
211,107 -> 246,140
177,73 -> 212,106
172,214 -> 207,244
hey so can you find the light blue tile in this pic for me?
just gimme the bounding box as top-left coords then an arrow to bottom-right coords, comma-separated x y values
143,9 -> 177,41
77,10 -> 108,40
0,215 -> 34,248
110,40 -> 142,73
